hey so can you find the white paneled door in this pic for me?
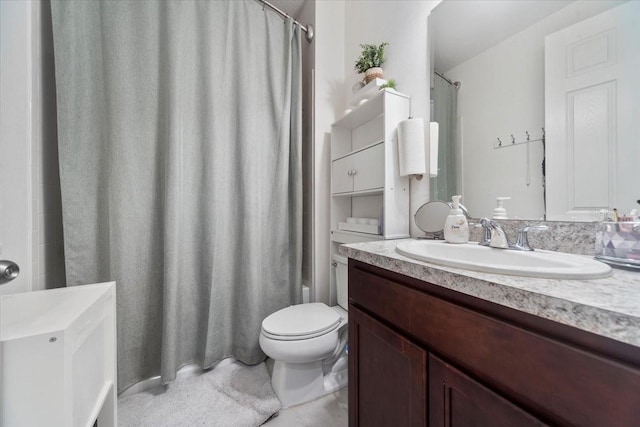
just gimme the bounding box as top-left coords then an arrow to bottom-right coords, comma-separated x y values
0,0 -> 34,295
545,1 -> 640,221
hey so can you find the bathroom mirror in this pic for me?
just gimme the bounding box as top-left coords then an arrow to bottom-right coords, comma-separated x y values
429,0 -> 639,221
414,200 -> 450,238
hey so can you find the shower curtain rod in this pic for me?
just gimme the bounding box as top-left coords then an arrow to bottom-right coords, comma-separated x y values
257,0 -> 314,42
434,69 -> 460,88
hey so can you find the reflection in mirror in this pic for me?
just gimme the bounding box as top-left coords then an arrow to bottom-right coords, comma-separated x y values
545,1 -> 639,221
429,0 -> 638,221
429,71 -> 459,204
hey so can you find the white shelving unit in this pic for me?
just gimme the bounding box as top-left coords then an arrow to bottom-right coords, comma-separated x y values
1,283 -> 117,427
329,88 -> 411,302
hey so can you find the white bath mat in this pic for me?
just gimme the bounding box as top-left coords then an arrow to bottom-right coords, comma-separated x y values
118,359 -> 281,426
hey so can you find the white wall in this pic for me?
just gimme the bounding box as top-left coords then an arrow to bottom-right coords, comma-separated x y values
344,0 -> 441,235
1,0 -> 65,292
446,23 -> 546,220
311,0 -> 345,304
0,0 -> 34,294
446,0 -> 625,220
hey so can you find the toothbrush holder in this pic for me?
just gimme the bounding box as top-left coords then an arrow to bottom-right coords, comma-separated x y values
594,221 -> 640,269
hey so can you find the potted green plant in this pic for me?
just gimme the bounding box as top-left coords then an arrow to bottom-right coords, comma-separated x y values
379,79 -> 397,91
354,42 -> 389,84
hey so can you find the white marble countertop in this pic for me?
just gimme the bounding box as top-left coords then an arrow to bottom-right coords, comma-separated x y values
341,239 -> 640,348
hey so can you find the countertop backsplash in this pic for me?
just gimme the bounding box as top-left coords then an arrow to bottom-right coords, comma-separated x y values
465,219 -> 597,255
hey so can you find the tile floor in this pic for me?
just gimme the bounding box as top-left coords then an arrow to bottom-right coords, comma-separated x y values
117,359 -> 347,426
263,388 -> 348,427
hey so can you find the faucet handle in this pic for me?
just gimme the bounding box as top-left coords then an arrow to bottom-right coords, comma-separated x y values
514,224 -> 548,251
477,218 -> 493,246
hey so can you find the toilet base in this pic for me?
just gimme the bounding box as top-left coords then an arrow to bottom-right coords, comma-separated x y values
323,352 -> 348,395
272,360 -> 325,408
271,352 -> 348,408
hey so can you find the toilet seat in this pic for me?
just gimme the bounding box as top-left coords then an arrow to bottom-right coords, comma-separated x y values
261,303 -> 342,341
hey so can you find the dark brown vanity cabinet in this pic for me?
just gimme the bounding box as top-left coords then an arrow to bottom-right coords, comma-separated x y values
349,305 -> 427,426
428,354 -> 546,427
348,259 -> 640,427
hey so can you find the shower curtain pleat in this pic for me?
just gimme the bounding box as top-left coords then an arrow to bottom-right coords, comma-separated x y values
50,0 -> 302,392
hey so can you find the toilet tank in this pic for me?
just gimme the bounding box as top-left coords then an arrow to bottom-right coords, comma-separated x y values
333,254 -> 348,310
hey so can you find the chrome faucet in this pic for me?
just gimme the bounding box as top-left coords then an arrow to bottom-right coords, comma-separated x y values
478,218 -> 548,251
479,218 -> 510,248
512,224 -> 549,251
451,202 -> 470,219
458,203 -> 471,219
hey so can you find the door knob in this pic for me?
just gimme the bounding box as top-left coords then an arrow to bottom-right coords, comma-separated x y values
0,260 -> 20,284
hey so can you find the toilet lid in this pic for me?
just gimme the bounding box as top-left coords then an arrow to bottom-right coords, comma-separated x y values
262,303 -> 342,339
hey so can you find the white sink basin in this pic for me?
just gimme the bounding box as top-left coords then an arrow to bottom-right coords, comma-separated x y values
396,241 -> 612,279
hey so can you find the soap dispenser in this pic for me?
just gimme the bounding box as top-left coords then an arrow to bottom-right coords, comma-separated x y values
444,195 -> 469,244
492,197 -> 511,219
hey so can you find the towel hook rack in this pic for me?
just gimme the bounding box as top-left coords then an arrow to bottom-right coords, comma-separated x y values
494,128 -> 544,149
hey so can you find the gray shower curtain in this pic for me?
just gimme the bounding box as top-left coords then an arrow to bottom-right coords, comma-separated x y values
51,0 -> 302,392
430,74 -> 458,202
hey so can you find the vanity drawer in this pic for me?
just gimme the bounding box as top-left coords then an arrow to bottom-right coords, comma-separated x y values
349,260 -> 640,426
348,259 -> 414,333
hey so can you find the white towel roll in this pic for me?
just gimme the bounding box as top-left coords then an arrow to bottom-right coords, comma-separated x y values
397,118 -> 426,176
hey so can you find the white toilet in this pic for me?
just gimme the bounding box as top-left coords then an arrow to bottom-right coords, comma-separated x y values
259,254 -> 349,408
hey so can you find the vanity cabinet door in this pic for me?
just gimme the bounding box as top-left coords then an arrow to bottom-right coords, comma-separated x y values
349,305 -> 427,427
429,354 -> 547,427
352,143 -> 384,192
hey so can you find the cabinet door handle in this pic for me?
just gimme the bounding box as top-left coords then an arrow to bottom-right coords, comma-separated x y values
352,169 -> 357,175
